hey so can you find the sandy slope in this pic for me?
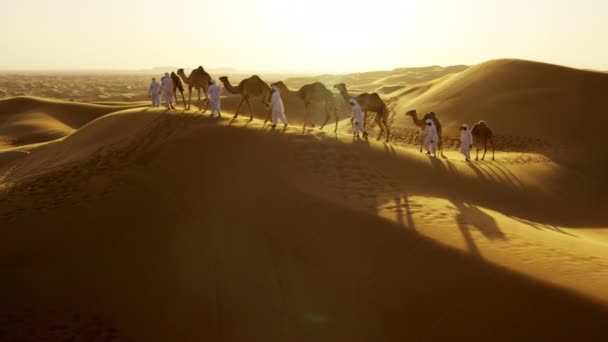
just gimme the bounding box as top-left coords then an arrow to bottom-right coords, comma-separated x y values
0,97 -> 143,149
385,59 -> 608,167
1,105 -> 608,341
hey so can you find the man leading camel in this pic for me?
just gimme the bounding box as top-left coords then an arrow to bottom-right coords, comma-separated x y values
349,98 -> 367,139
424,119 -> 438,157
207,80 -> 222,117
161,73 -> 175,109
269,85 -> 288,128
460,124 -> 473,161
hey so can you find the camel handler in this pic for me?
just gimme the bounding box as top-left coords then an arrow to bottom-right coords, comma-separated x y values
459,123 -> 474,161
148,78 -> 161,108
349,98 -> 367,139
207,79 -> 222,117
160,73 -> 175,109
170,72 -> 187,108
424,118 -> 438,157
269,85 -> 288,128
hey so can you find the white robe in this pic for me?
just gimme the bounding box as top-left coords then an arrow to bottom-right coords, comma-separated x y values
207,83 -> 221,114
424,122 -> 439,155
460,129 -> 473,159
351,101 -> 366,135
149,81 -> 161,107
270,90 -> 287,125
161,77 -> 174,108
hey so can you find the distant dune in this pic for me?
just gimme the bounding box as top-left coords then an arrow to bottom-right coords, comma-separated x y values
0,97 -> 142,149
385,59 -> 608,168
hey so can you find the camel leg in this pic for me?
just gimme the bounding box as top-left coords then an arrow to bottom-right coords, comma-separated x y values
439,137 -> 447,158
201,93 -> 209,114
234,97 -> 246,118
187,86 -> 193,110
264,106 -> 272,125
197,88 -> 202,111
201,87 -> 210,114
303,103 -> 310,130
320,103 -> 331,130
490,137 -> 496,160
246,98 -> 254,121
482,141 -> 487,160
333,108 -> 339,133
180,90 -> 186,109
420,133 -> 424,153
262,97 -> 271,124
475,145 -> 480,161
375,115 -> 384,141
384,117 -> 391,143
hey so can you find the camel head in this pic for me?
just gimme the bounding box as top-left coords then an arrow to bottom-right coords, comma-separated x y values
333,83 -> 347,93
271,81 -> 287,92
405,109 -> 417,117
177,68 -> 186,76
218,76 -> 229,84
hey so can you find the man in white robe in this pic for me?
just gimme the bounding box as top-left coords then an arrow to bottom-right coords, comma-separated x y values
160,73 -> 175,109
460,123 -> 474,161
349,98 -> 367,138
270,85 -> 288,127
424,118 -> 438,157
207,79 -> 222,117
148,78 -> 161,108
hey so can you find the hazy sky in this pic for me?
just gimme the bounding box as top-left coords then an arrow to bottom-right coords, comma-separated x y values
2,0 -> 607,73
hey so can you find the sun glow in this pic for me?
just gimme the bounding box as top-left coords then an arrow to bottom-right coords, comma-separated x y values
0,0 -> 607,72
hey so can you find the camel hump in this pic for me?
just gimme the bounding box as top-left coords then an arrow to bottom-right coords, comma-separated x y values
478,120 -> 488,127
197,65 -> 205,71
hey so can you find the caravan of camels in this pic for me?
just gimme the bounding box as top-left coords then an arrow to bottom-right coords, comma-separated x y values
150,66 -> 496,161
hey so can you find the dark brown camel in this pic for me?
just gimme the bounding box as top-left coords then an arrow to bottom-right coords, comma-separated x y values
334,83 -> 391,142
177,66 -> 212,112
219,76 -> 272,121
405,110 -> 446,157
171,72 -> 187,108
471,120 -> 495,160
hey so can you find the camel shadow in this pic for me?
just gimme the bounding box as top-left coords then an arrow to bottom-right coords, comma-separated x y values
451,199 -> 506,257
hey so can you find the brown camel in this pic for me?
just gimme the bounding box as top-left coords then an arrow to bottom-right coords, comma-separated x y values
471,120 -> 495,161
170,72 -> 187,108
333,83 -> 391,142
272,81 -> 340,131
177,66 -> 211,112
405,110 -> 445,157
219,76 -> 271,121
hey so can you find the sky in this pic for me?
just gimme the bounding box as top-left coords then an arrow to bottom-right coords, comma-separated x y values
1,0 -> 607,73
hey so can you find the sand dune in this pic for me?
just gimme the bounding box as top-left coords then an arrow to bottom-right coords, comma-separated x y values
0,97 -> 142,149
385,59 -> 608,166
1,59 -> 608,340
1,103 -> 608,340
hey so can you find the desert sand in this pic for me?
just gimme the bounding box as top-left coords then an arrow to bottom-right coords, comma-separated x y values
1,59 -> 608,341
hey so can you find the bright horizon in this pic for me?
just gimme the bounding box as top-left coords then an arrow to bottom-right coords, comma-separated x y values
2,0 -> 608,73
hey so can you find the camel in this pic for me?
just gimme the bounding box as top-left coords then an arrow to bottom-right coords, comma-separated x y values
219,76 -> 271,121
333,83 -> 391,142
405,110 -> 446,157
471,120 -> 495,161
170,72 -> 187,108
177,66 -> 211,112
271,81 -> 340,131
